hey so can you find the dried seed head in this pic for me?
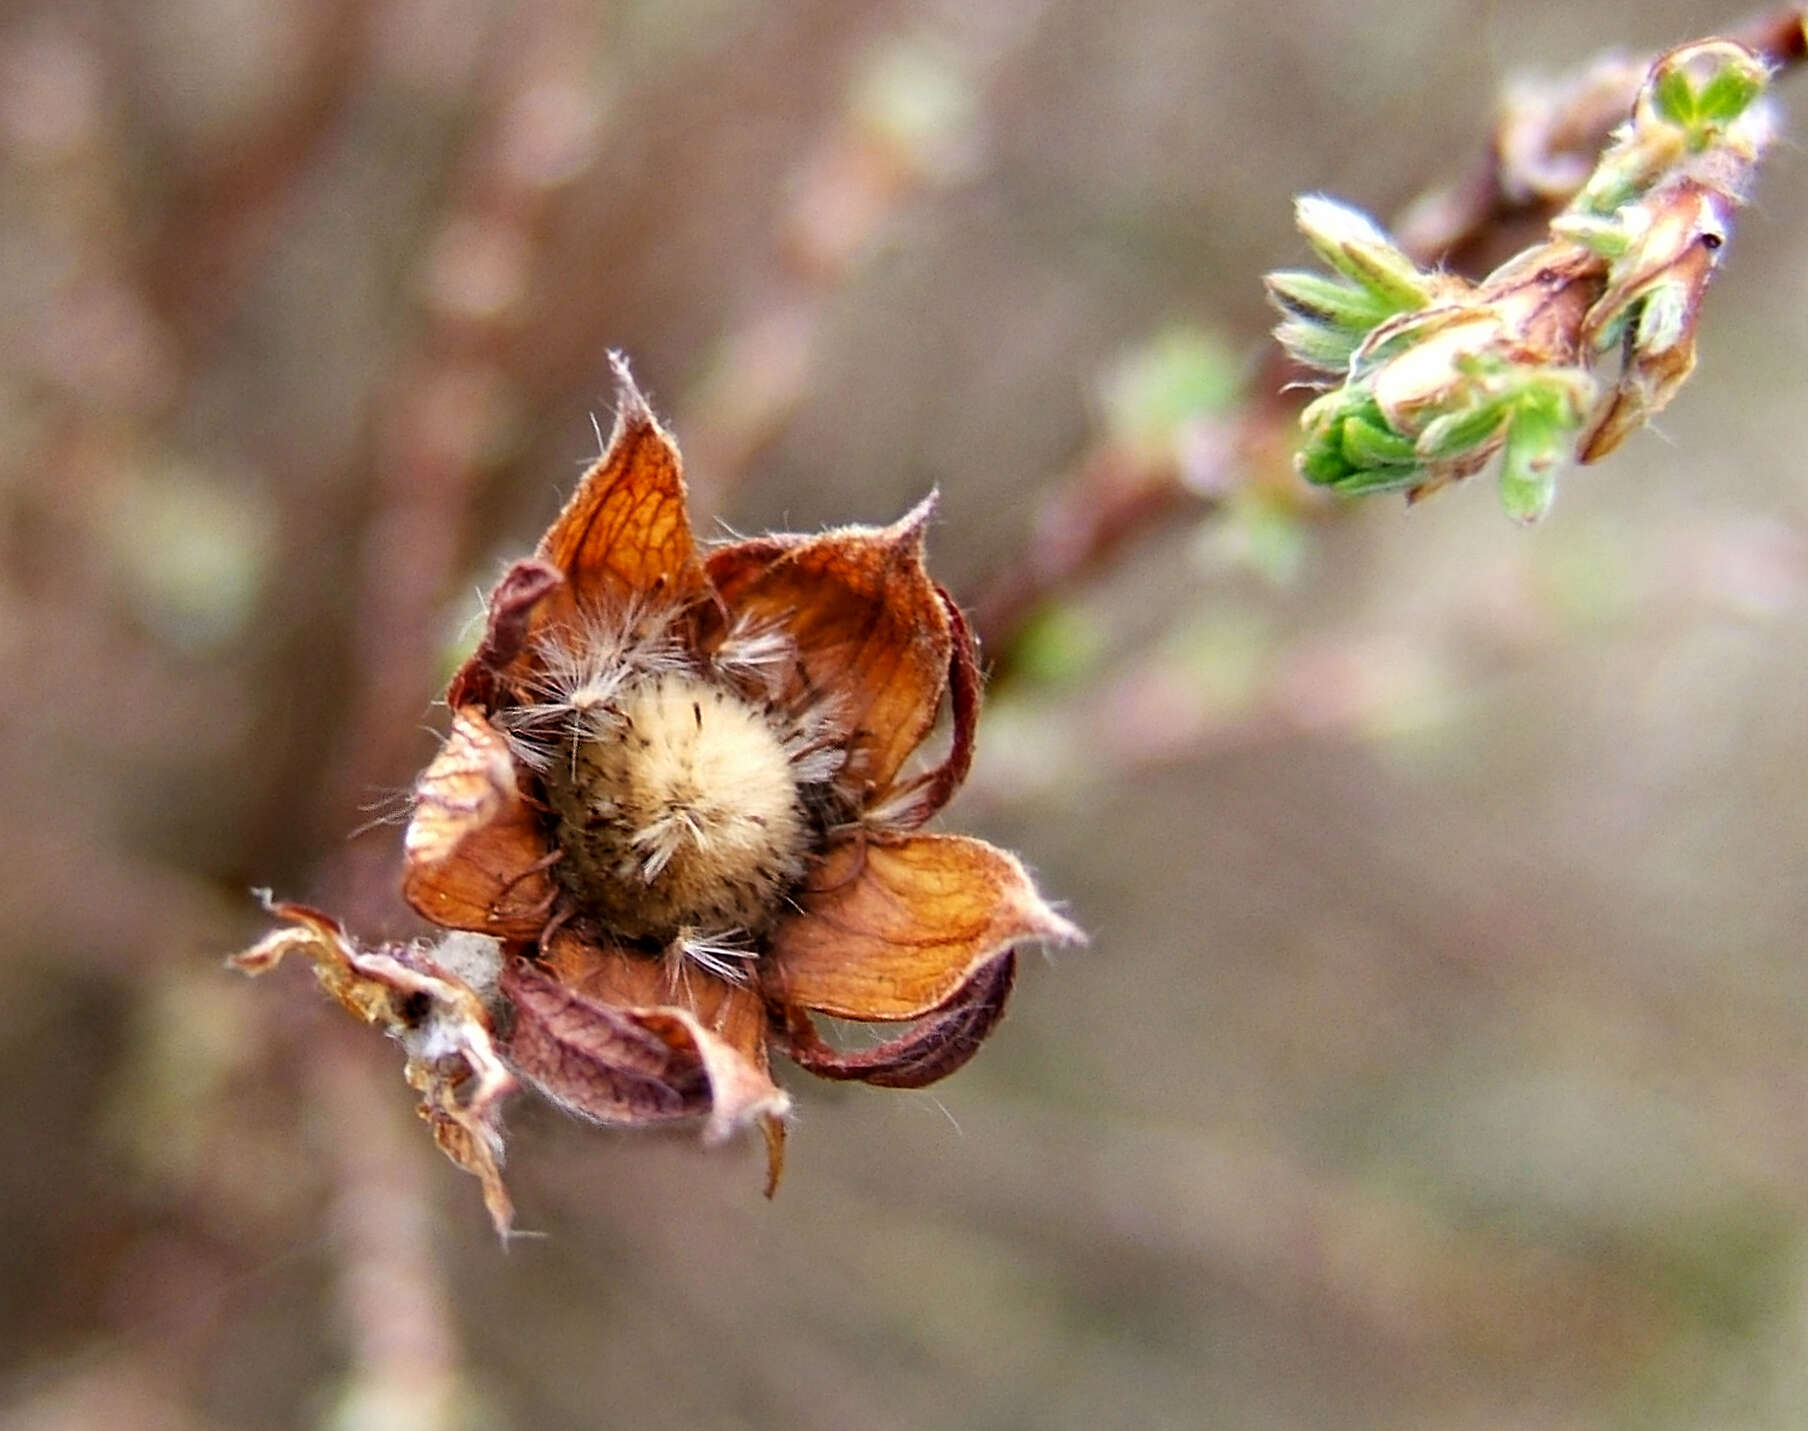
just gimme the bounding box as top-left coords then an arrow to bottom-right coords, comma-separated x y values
246,356 -> 1077,1225
541,670 -> 813,942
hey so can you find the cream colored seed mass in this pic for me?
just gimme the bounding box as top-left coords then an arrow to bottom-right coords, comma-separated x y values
543,671 -> 811,942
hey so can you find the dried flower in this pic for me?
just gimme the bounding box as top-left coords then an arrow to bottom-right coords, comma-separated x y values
1266,39 -> 1776,522
236,355 -> 1078,1232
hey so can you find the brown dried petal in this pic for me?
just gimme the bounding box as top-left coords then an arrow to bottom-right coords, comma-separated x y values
447,558 -> 564,710
501,956 -> 709,1118
707,495 -> 952,803
781,949 -> 1017,1089
870,586 -> 982,829
766,832 -> 1081,1022
501,937 -> 790,1190
533,353 -> 709,627
535,931 -> 770,1059
402,707 -> 556,940
231,900 -> 517,1237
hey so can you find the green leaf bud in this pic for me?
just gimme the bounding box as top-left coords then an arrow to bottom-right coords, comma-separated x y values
1293,195 -> 1436,310
1340,415 -> 1418,468
1265,270 -> 1397,331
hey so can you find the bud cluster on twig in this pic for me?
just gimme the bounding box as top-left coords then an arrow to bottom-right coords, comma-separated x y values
1267,40 -> 1778,522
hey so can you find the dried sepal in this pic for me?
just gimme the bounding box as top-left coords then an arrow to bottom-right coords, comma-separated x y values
447,559 -> 564,710
765,833 -> 1082,1022
499,956 -> 710,1121
230,900 -> 517,1237
447,355 -> 704,714
535,352 -> 710,626
533,932 -> 791,1193
500,947 -> 789,1190
778,948 -> 1018,1089
402,706 -> 556,939
871,586 -> 983,829
708,495 -> 953,803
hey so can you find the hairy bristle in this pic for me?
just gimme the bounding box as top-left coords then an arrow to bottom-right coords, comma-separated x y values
676,928 -> 758,984
496,602 -> 687,769
712,617 -> 795,697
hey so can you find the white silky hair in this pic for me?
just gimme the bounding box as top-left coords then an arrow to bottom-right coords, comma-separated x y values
496,601 -> 689,770
675,927 -> 760,985
500,603 -> 853,797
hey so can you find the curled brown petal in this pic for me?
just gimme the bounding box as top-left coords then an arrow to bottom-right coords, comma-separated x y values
534,352 -> 709,626
779,949 -> 1017,1089
869,585 -> 982,829
402,707 -> 556,940
447,558 -> 564,710
533,935 -> 786,1182
500,954 -> 710,1122
536,929 -> 763,1048
765,832 -> 1081,1022
707,495 -> 952,803
501,937 -> 790,1178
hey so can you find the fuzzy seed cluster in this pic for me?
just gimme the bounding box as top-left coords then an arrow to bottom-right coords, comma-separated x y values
500,612 -> 847,969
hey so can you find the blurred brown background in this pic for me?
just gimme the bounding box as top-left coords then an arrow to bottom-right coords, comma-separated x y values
6,1 -> 1808,1427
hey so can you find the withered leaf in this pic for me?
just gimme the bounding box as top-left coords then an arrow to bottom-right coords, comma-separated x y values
766,832 -> 1081,1021
781,949 -> 1017,1089
231,900 -> 517,1238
